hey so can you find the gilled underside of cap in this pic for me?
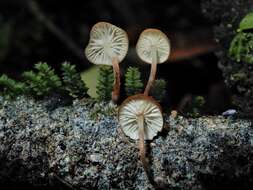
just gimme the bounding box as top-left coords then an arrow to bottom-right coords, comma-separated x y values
118,95 -> 163,140
85,22 -> 129,65
136,29 -> 171,64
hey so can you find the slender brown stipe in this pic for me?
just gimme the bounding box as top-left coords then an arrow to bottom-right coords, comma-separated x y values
85,22 -> 129,103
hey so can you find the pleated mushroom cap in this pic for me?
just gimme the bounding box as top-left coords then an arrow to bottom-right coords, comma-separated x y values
118,94 -> 163,140
85,22 -> 129,65
136,29 -> 171,64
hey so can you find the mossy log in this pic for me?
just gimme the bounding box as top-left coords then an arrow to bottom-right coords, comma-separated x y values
0,96 -> 253,189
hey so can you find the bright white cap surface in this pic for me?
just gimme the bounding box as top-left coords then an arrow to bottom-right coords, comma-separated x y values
136,29 -> 170,64
85,22 -> 129,65
118,94 -> 163,140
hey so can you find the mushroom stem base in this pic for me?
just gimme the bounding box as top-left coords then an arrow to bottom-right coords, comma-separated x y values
137,115 -> 149,174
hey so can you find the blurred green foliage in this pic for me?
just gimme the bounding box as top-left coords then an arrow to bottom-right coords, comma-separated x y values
229,32 -> 253,64
184,96 -> 206,118
96,66 -> 114,101
239,12 -> 253,31
150,79 -> 167,102
190,96 -> 206,117
125,67 -> 143,96
229,12 -> 253,64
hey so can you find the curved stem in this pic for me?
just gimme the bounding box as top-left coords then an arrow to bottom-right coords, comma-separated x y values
27,0 -> 86,63
111,57 -> 120,103
144,49 -> 157,96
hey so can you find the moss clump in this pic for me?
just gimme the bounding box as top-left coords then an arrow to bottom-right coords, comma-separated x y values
88,101 -> 116,121
190,96 -> 206,117
61,62 -> 88,98
96,66 -> 114,101
181,95 -> 206,118
0,62 -> 88,100
95,65 -> 169,102
0,74 -> 26,99
150,79 -> 167,102
125,67 -> 143,96
22,62 -> 62,97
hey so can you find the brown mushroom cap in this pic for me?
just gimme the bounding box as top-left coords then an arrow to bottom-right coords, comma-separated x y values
136,29 -> 171,64
118,94 -> 163,140
85,22 -> 129,65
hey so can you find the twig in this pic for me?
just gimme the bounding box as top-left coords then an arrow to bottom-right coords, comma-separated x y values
26,0 -> 86,64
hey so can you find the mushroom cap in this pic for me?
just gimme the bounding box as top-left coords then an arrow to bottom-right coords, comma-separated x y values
118,94 -> 163,140
136,29 -> 170,64
85,22 -> 129,65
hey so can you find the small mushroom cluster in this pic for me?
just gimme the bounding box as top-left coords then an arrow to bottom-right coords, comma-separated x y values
85,22 -> 171,184
85,22 -> 170,102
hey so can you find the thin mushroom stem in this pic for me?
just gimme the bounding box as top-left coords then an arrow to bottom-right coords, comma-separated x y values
144,49 -> 157,96
137,114 -> 158,187
137,114 -> 148,173
111,57 -> 121,103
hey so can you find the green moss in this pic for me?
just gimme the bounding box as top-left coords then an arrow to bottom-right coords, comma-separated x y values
61,62 -> 88,98
150,79 -> 167,102
96,66 -> 114,101
0,74 -> 26,99
229,32 -> 253,64
0,62 -> 90,100
22,62 -> 62,97
190,96 -> 206,117
88,101 -> 116,121
181,95 -> 206,118
125,67 -> 143,96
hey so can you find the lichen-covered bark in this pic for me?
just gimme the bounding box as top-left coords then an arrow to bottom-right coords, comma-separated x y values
0,96 -> 253,189
201,0 -> 253,113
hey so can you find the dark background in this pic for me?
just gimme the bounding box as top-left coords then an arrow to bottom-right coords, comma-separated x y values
0,0 -> 229,112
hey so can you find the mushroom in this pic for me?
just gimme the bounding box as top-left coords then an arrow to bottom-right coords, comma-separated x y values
136,29 -> 170,96
85,22 -> 129,103
118,94 -> 163,175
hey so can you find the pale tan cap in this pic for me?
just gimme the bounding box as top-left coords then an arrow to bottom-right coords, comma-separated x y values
136,29 -> 170,64
85,22 -> 129,65
118,94 -> 163,140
